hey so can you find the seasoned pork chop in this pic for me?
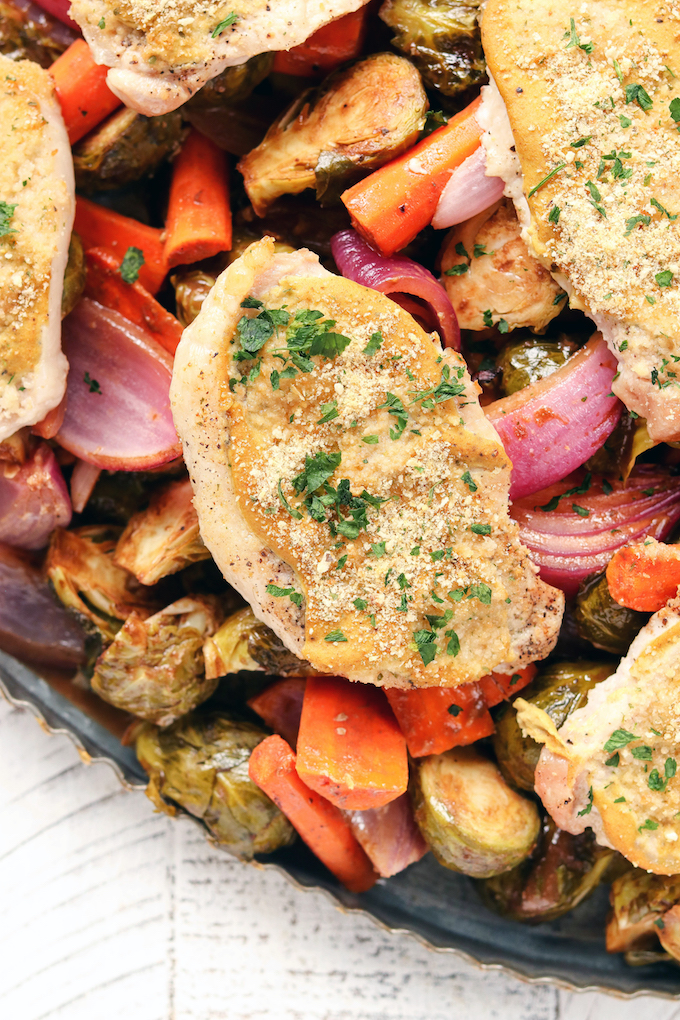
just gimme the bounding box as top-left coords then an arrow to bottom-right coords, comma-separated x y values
482,0 -> 680,441
171,238 -> 563,687
0,55 -> 74,441
70,0 -> 371,116
517,599 -> 680,874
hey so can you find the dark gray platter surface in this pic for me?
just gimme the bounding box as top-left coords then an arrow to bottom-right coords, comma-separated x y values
1,648 -> 679,999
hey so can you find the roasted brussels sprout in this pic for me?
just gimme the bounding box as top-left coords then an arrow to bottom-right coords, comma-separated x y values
496,334 -> 581,397
493,660 -> 616,791
411,747 -> 540,878
114,478 -> 210,586
0,0 -> 69,67
586,410 -> 657,481
91,596 -> 221,725
62,232 -> 86,319
203,607 -> 314,679
607,870 -> 680,957
574,572 -> 648,655
171,270 -> 216,328
46,525 -> 163,642
380,0 -> 485,97
72,107 -> 185,192
185,53 -> 274,113
238,53 -> 428,213
441,199 -> 564,332
480,816 -> 616,923
136,712 -> 296,858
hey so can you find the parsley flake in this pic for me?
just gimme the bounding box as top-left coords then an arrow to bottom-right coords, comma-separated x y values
578,787 -> 594,816
119,246 -> 145,283
324,630 -> 347,643
625,83 -> 653,111
0,200 -> 16,237
212,11 -> 237,36
84,371 -> 102,395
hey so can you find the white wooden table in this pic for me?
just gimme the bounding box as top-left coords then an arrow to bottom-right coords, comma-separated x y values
1,699 -> 677,1020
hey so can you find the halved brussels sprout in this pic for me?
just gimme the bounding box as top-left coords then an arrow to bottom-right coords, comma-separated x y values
496,335 -> 581,397
238,53 -> 427,214
380,0 -> 485,97
607,870 -> 680,956
62,232 -> 86,319
91,596 -> 222,725
574,572 -> 648,656
114,478 -> 210,586
411,746 -> 540,878
585,411 -> 657,481
136,712 -> 296,858
171,270 -> 216,328
0,0 -> 68,67
185,53 -> 274,113
493,661 -> 616,791
46,525 -> 163,642
203,606 -> 314,679
72,107 -> 185,192
480,816 -> 616,923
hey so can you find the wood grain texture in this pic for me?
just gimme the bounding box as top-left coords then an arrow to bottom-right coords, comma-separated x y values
0,699 -> 675,1019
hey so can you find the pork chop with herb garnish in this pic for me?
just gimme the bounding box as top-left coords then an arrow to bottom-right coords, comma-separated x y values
171,237 -> 563,688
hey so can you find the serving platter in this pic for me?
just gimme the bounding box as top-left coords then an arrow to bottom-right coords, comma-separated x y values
1,648 -> 678,999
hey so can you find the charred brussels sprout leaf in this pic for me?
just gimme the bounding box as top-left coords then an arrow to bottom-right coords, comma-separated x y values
379,0 -> 485,97
238,53 -> 427,214
480,816 -> 617,923
607,870 -> 680,956
496,334 -> 582,396
493,660 -> 616,791
73,107 -> 186,192
204,606 -> 315,679
114,478 -> 210,586
136,713 -> 296,858
62,232 -> 86,319
92,596 -> 222,725
574,572 -> 649,655
185,53 -> 274,112
411,746 -> 540,878
46,525 -> 164,642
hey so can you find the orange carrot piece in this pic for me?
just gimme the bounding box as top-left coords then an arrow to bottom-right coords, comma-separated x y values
32,396 -> 66,439
295,676 -> 408,810
384,684 -> 495,758
272,7 -> 370,77
164,129 -> 232,269
84,247 -> 183,356
341,95 -> 483,257
477,665 -> 538,708
50,39 -> 122,145
607,540 -> 680,612
74,197 -> 167,294
249,734 -> 377,892
247,677 -> 307,750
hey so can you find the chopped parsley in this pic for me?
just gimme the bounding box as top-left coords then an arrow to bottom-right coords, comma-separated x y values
266,584 -> 303,608
564,17 -> 593,53
316,401 -> 339,424
625,83 -> 653,111
461,470 -> 477,492
363,330 -> 383,357
571,135 -> 592,148
528,163 -> 566,198
648,769 -> 666,792
353,597 -> 368,611
448,703 -> 462,717
119,246 -> 145,284
577,787 -> 594,816
638,818 -> 659,832
671,97 -> 680,126
292,451 -> 341,495
277,479 -> 303,520
370,541 -> 387,558
631,745 -> 653,761
666,757 -> 677,779
656,270 -> 674,288
84,371 -> 102,395
445,263 -> 468,276
572,504 -> 590,517
377,391 -> 408,440
619,114 -> 632,128
473,244 -> 492,258
361,434 -> 379,444
212,11 -> 238,36
409,364 -> 465,410
603,728 -> 638,752
585,180 -> 606,217
324,630 -> 347,643
483,309 -> 494,327
651,197 -> 677,221
336,554 -> 347,570
413,628 -> 437,665
548,205 -> 561,224
0,200 -> 16,237
470,523 -> 491,536
624,213 -> 651,236
445,629 -> 460,656
605,752 -> 620,767
498,319 -> 509,334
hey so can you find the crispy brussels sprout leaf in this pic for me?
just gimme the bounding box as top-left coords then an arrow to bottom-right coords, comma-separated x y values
607,870 -> 680,954
238,53 -> 427,214
204,606 -> 314,679
496,334 -> 581,397
136,712 -> 296,858
480,816 -> 616,923
411,746 -> 540,878
114,478 -> 210,586
574,572 -> 648,655
380,0 -> 485,96
185,53 -> 274,112
46,525 -> 163,642
62,232 -> 86,319
493,660 -> 616,792
73,107 -> 186,192
92,596 -> 222,725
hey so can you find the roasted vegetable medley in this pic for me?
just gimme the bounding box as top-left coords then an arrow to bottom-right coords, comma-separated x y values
2,0 -> 680,972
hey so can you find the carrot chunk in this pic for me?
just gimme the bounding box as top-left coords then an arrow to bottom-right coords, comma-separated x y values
247,677 -> 307,750
385,684 -> 494,758
50,40 -> 122,145
272,7 -> 370,77
477,665 -> 537,708
248,734 -> 377,892
607,540 -> 680,612
295,676 -> 408,810
341,95 -> 483,257
84,248 -> 183,356
164,129 -> 232,269
74,198 -> 168,294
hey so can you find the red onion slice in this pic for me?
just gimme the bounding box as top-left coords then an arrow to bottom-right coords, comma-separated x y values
431,147 -> 505,230
0,443 -> 71,549
70,458 -> 102,514
345,794 -> 428,878
331,228 -> 460,350
511,468 -> 680,596
57,299 -> 181,471
23,0 -> 80,32
0,543 -> 86,668
486,334 -> 622,500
